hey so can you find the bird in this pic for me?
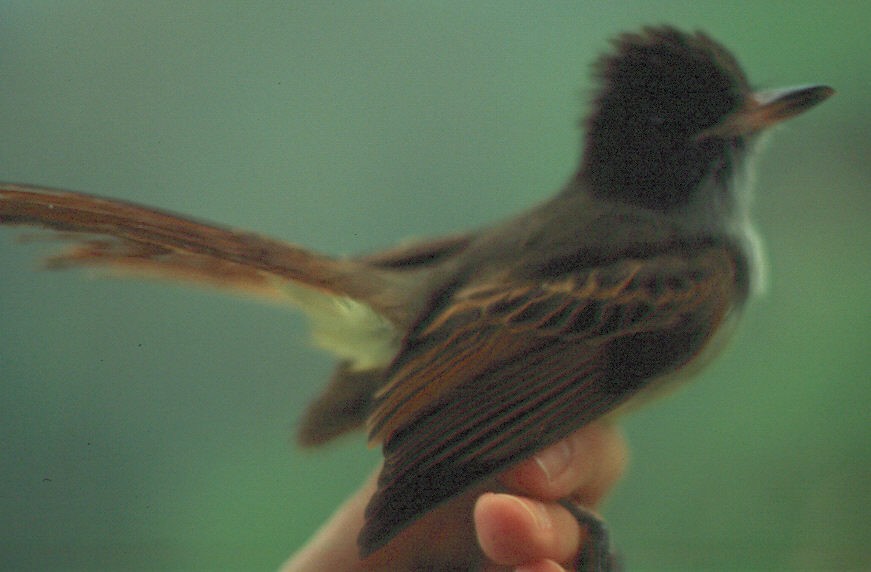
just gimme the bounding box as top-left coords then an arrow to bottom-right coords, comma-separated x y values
0,26 -> 832,569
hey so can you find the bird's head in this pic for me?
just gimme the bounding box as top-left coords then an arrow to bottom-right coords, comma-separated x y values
580,26 -> 833,212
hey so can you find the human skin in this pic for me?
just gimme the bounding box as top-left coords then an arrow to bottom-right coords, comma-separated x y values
281,421 -> 627,571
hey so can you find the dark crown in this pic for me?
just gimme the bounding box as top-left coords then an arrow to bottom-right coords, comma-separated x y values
581,27 -> 752,210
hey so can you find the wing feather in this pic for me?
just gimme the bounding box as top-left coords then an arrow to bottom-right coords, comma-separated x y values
360,246 -> 741,554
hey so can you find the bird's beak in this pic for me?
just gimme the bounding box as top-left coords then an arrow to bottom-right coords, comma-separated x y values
698,84 -> 834,140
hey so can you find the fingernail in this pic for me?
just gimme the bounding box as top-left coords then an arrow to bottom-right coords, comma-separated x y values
534,438 -> 572,483
507,495 -> 552,531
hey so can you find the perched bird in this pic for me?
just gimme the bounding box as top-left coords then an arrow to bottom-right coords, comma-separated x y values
0,26 -> 832,568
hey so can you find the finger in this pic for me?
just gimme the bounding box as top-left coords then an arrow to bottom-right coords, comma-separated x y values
474,492 -> 581,566
497,422 -> 628,505
483,559 -> 566,572
280,471 -> 376,572
514,561 -> 566,572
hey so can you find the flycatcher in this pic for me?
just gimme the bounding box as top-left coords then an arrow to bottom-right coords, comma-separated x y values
0,26 -> 833,569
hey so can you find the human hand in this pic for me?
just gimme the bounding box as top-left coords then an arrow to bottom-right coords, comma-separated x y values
280,421 -> 627,571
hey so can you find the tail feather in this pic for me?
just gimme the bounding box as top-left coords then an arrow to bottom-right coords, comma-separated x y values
0,183 -> 410,370
0,183 -> 395,308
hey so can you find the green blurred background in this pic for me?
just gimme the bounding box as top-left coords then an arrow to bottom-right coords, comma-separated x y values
0,2 -> 867,570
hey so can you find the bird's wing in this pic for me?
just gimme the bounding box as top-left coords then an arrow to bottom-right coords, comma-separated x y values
360,246 -> 741,554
